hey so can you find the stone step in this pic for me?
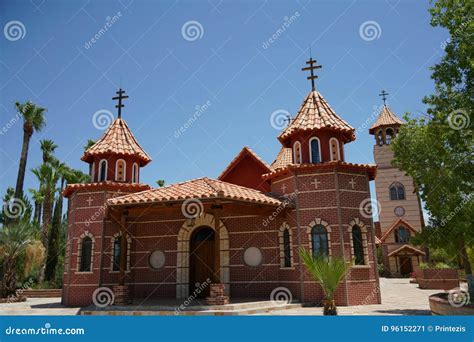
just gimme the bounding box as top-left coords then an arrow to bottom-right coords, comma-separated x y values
23,289 -> 62,298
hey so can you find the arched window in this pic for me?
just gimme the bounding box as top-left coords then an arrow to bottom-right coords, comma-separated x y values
79,237 -> 92,272
132,163 -> 139,183
115,159 -> 126,182
329,137 -> 340,161
293,141 -> 302,164
311,225 -> 329,257
352,225 -> 365,265
389,182 -> 405,200
283,228 -> 292,267
98,160 -> 107,182
309,137 -> 321,163
112,236 -> 122,271
385,128 -> 394,145
395,226 -> 410,243
377,130 -> 384,146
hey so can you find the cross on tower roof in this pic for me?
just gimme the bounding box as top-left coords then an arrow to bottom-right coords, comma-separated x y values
302,57 -> 322,92
112,88 -> 129,119
284,115 -> 292,127
379,90 -> 389,106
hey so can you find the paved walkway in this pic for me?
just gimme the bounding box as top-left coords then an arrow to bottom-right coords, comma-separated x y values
0,278 -> 442,316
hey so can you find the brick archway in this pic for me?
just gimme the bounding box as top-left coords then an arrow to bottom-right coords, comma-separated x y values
176,213 -> 230,298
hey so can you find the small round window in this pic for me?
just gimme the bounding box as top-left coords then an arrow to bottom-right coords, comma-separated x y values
243,247 -> 263,267
149,250 -> 165,270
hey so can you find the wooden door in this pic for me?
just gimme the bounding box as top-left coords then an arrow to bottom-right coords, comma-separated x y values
189,227 -> 215,298
399,256 -> 413,275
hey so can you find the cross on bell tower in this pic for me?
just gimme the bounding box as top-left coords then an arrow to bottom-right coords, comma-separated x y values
379,90 -> 389,106
302,57 -> 322,92
112,88 -> 129,119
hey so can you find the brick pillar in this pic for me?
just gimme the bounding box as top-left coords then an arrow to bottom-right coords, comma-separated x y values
113,285 -> 130,305
206,283 -> 229,306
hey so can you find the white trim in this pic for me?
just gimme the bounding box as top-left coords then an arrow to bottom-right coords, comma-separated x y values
132,162 -> 139,183
76,231 -> 95,273
278,222 -> 294,268
293,141 -> 302,164
309,137 -> 322,163
329,137 -> 340,161
115,159 -> 126,182
98,159 -> 108,181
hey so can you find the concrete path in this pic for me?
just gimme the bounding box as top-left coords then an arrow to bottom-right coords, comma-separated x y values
0,278 -> 443,316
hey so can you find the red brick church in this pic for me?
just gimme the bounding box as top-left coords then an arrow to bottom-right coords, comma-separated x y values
62,58 -> 383,307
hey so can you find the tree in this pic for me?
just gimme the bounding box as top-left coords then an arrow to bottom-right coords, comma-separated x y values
0,222 -> 42,297
299,248 -> 350,315
84,139 -> 96,177
39,139 -> 58,164
392,0 -> 473,296
28,188 -> 44,225
156,179 -> 165,187
14,102 -> 46,200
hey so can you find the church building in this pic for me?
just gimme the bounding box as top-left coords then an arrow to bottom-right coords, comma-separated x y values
62,58 -> 383,307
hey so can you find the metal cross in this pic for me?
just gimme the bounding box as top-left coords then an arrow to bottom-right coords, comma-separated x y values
86,196 -> 94,206
112,88 -> 129,119
349,178 -> 356,190
379,90 -> 389,106
284,115 -> 292,127
311,178 -> 321,189
302,57 -> 322,92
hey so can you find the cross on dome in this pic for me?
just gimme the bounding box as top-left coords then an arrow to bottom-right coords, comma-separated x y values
112,88 -> 129,119
379,90 -> 389,106
302,57 -> 322,92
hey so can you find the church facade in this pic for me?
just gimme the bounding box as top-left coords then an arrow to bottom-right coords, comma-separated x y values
62,60 -> 389,308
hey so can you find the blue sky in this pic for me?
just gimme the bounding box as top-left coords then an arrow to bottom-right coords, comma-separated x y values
0,0 -> 447,212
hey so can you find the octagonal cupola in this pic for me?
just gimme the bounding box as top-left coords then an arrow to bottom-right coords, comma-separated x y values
369,90 -> 404,146
81,88 -> 151,184
278,57 -> 355,164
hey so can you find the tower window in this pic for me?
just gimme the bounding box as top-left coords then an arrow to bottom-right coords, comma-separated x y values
98,160 -> 107,182
115,159 -> 126,182
329,137 -> 340,161
309,137 -> 321,163
283,228 -> 292,267
293,141 -> 302,164
385,128 -> 394,145
395,226 -> 410,243
132,163 -> 139,183
389,182 -> 405,200
79,236 -> 92,272
377,130 -> 384,146
352,225 -> 365,265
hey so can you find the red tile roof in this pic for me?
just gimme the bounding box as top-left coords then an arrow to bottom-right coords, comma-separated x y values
369,105 -> 404,134
82,118 -> 151,165
270,147 -> 293,170
278,91 -> 355,143
380,218 -> 418,243
218,146 -> 271,180
107,177 -> 282,206
263,160 -> 377,180
63,181 -> 151,198
388,244 -> 426,257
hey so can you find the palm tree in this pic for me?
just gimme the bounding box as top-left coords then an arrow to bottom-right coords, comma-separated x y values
84,139 -> 95,177
14,102 -> 46,200
39,139 -> 58,164
0,222 -> 41,297
28,188 -> 44,225
299,248 -> 351,315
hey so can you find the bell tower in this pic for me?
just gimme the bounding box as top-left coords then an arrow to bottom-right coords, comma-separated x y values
370,91 -> 426,277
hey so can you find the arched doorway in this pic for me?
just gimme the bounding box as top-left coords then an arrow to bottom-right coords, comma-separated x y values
189,226 -> 215,297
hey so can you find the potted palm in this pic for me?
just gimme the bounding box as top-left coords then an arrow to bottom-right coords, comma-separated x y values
299,248 -> 350,315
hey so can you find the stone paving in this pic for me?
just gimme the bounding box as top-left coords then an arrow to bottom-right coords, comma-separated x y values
0,278 -> 443,316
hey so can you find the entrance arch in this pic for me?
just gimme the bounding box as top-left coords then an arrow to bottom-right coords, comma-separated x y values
189,226 -> 215,297
176,213 -> 230,298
